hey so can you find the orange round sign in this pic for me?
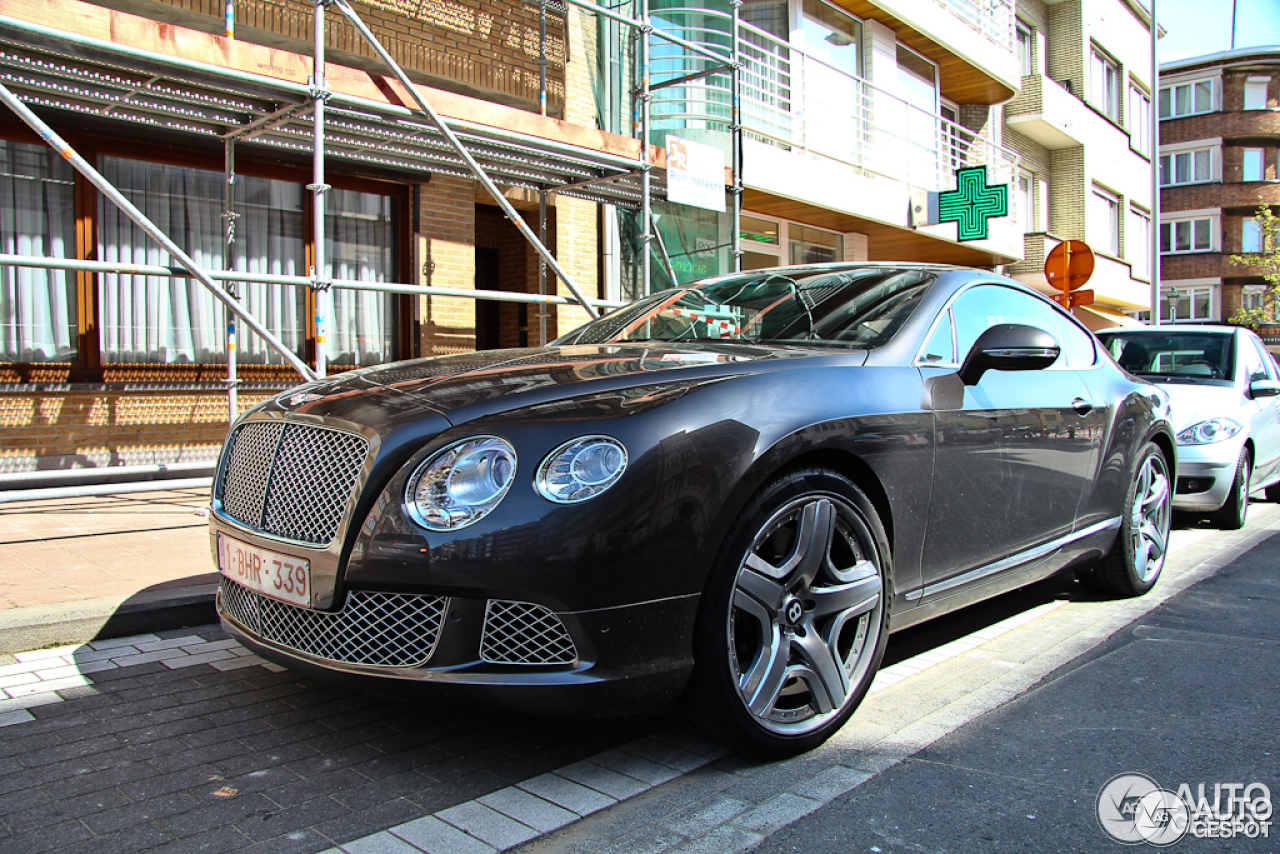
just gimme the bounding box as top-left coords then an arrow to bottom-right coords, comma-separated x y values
1044,239 -> 1095,293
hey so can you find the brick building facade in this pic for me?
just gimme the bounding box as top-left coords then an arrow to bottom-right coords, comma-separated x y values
1158,48 -> 1280,330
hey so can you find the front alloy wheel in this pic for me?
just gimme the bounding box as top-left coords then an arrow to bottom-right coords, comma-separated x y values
686,469 -> 890,756
1089,442 -> 1172,597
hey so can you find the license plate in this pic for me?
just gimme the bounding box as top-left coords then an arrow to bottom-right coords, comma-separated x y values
217,533 -> 312,608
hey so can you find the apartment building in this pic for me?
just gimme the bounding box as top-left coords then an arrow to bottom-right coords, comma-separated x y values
999,0 -> 1157,330
1157,47 -> 1280,338
0,0 -> 1155,476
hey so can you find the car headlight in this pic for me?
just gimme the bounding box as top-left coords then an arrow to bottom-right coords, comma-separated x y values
1176,418 -> 1243,445
536,436 -> 628,503
406,436 -> 517,530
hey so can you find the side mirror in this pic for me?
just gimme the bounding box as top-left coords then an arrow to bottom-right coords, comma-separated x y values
958,323 -> 1062,386
1249,378 -> 1280,399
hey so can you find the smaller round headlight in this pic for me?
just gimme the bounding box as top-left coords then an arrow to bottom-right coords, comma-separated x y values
406,436 -> 517,531
536,436 -> 628,504
1176,418 -> 1243,446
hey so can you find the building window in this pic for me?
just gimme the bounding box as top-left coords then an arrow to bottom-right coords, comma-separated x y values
798,0 -> 862,80
0,137 -> 405,376
1129,205 -> 1151,279
1243,148 -> 1265,182
1244,218 -> 1263,252
1159,147 -> 1213,186
1159,78 -> 1214,118
1090,48 -> 1121,121
1244,77 -> 1270,110
1016,170 -> 1034,234
1090,186 -> 1120,256
1162,286 -> 1213,323
1244,285 -> 1267,312
1129,84 -> 1151,156
1016,20 -> 1033,78
0,139 -> 77,364
789,223 -> 842,264
1161,217 -> 1215,254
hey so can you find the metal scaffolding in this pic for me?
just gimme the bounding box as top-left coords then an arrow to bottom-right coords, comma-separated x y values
0,0 -> 744,413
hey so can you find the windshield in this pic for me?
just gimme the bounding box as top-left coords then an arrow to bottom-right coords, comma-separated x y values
1098,331 -> 1236,381
557,268 -> 935,348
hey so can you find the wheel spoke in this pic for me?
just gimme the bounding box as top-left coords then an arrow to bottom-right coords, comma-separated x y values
736,568 -> 786,613
1141,471 -> 1168,511
809,570 -> 881,621
792,500 -> 836,587
744,631 -> 792,717
793,631 -> 849,714
1140,519 -> 1166,560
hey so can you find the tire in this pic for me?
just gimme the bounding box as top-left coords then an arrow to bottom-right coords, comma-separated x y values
1267,482 -> 1280,503
1091,442 -> 1173,598
1209,449 -> 1250,531
684,468 -> 891,757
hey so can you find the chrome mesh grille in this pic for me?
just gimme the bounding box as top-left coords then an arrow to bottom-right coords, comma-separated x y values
216,421 -> 369,545
220,577 -> 446,667
481,600 -> 578,665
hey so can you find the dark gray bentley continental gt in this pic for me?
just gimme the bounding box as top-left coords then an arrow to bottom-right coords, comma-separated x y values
210,263 -> 1175,755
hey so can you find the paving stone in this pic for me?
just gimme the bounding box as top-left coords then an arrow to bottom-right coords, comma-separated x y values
478,787 -> 579,833
556,761 -> 651,800
666,823 -> 761,854
728,793 -> 822,835
660,795 -> 750,837
437,801 -> 539,850
788,765 -> 872,801
0,709 -> 35,727
518,774 -> 617,817
342,831 -> 425,854
391,815 -> 497,854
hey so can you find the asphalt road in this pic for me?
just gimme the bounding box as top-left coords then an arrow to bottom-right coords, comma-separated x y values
755,521 -> 1280,854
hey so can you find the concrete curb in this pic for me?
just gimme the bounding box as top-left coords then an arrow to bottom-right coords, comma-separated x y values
0,583 -> 218,656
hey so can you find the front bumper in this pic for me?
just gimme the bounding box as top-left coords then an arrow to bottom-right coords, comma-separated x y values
217,576 -> 698,717
1172,439 -> 1245,512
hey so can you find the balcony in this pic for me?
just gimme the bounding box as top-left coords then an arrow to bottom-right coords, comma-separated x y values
1004,75 -> 1089,150
649,14 -> 1020,199
837,0 -> 1019,102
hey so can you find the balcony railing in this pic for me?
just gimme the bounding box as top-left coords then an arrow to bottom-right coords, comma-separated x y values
943,0 -> 1015,51
649,10 -> 1019,199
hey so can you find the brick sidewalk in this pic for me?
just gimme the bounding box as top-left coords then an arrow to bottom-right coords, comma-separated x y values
0,488 -> 215,612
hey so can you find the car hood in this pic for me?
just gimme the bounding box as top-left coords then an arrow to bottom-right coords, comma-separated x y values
1149,381 -> 1245,433
272,342 -> 865,428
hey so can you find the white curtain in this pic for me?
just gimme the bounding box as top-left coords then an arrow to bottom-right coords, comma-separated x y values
327,189 -> 394,366
0,141 -> 76,362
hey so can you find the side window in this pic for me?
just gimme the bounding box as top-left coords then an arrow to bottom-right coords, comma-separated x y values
920,309 -> 956,364
1254,340 -> 1278,381
951,285 -> 1064,368
1242,336 -> 1268,383
1050,313 -> 1097,368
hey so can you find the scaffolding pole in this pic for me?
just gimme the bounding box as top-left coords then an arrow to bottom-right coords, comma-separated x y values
730,0 -> 743,273
330,0 -> 598,319
0,80 -> 317,382
311,0 -> 331,377
638,0 -> 652,297
222,137 -> 241,421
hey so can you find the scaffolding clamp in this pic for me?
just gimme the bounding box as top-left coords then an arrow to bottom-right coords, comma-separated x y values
306,182 -> 331,194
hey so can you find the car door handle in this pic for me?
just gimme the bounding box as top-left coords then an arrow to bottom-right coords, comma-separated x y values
1072,398 -> 1094,416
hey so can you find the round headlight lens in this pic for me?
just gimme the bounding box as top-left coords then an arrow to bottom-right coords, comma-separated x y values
1176,418 -> 1243,445
536,436 -> 628,503
406,436 -> 517,530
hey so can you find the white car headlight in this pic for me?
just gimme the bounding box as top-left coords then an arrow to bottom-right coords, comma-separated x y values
406,436 -> 517,530
536,436 -> 628,504
1176,418 -> 1243,445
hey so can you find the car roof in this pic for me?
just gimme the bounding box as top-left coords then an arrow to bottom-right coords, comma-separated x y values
1097,325 -> 1242,336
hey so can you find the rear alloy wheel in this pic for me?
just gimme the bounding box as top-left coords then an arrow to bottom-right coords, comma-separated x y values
686,469 -> 890,756
1209,449 -> 1251,531
1090,442 -> 1172,598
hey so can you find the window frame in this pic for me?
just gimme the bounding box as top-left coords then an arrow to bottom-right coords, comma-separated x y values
1242,147 -> 1266,182
1091,185 -> 1121,257
1160,215 -> 1217,255
0,123 -> 413,382
1128,82 -> 1152,156
1159,77 -> 1217,119
1244,77 -> 1270,111
1159,145 -> 1216,187
1128,204 -> 1151,279
1016,19 -> 1034,78
1089,46 -> 1122,122
1161,285 -> 1214,323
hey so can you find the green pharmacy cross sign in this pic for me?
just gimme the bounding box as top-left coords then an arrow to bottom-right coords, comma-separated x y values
936,166 -> 1008,241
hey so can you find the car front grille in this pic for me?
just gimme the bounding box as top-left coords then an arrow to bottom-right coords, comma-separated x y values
480,600 -> 578,665
219,577 -> 446,667
216,421 -> 369,545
